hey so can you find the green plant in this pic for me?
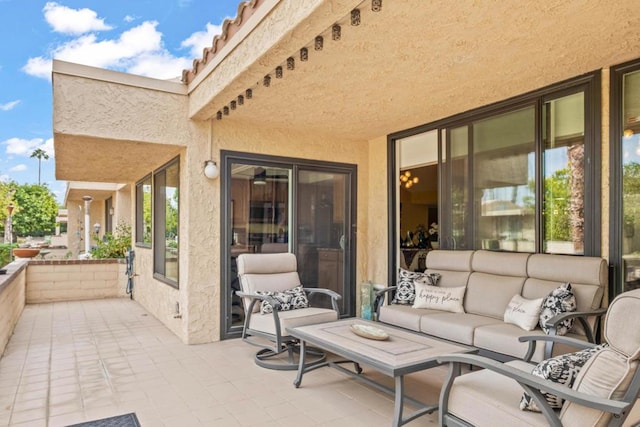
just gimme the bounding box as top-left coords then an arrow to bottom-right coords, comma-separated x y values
0,243 -> 16,268
90,222 -> 132,259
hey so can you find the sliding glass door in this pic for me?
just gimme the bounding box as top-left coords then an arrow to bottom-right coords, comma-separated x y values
221,152 -> 357,338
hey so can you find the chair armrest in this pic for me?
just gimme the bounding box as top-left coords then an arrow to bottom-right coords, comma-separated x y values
518,334 -> 596,362
436,353 -> 629,424
543,308 -> 607,344
374,286 -> 397,319
303,288 -> 341,314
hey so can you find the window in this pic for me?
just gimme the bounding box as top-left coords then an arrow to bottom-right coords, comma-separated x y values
390,72 -> 600,269
135,175 -> 152,247
154,158 -> 179,286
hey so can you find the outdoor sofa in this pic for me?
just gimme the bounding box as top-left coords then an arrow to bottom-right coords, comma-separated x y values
376,250 -> 608,362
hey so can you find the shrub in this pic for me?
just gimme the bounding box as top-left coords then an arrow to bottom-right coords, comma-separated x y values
90,222 -> 132,259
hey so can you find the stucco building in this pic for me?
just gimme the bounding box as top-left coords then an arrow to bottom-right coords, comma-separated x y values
52,0 -> 640,344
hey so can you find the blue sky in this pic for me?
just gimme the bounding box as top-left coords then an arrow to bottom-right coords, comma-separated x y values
0,0 -> 238,202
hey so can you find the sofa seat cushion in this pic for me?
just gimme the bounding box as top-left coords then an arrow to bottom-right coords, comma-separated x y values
379,304 -> 441,332
249,307 -> 338,336
420,313 -> 503,345
446,360 -> 546,426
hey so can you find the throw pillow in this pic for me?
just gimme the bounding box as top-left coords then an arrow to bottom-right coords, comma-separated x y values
256,285 -> 309,314
539,283 -> 577,335
412,283 -> 466,313
414,272 -> 442,287
393,268 -> 425,305
520,344 -> 606,412
504,294 -> 544,331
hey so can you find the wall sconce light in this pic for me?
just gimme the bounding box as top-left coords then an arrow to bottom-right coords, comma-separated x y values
109,207 -> 115,216
204,160 -> 219,179
94,223 -> 101,234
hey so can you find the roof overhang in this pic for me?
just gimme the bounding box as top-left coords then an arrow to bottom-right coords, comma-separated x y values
188,0 -> 640,140
64,181 -> 127,205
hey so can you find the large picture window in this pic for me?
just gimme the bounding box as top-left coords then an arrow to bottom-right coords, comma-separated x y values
390,72 -> 600,277
154,158 -> 179,286
135,174 -> 151,247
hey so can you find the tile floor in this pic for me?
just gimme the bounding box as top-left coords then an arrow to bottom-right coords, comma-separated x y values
0,299 -> 445,426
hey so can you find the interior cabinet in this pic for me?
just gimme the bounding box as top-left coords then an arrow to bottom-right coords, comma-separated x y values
317,248 -> 344,311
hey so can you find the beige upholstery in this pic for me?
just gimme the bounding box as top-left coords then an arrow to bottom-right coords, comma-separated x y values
379,249 -> 607,360
439,289 -> 640,427
236,253 -> 340,369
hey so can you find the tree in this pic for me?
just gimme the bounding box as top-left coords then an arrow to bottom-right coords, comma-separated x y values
30,148 -> 50,185
11,184 -> 58,236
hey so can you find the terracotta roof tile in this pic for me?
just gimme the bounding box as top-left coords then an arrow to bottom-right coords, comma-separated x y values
181,0 -> 264,84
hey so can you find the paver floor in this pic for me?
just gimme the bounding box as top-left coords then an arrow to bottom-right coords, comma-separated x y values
0,299 -> 445,426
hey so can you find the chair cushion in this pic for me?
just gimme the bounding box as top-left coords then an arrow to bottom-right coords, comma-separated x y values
560,348 -> 639,427
249,307 -> 338,336
412,283 -> 465,313
256,285 -> 309,314
539,283 -> 577,335
504,294 -> 544,331
446,361 -> 548,426
393,269 -> 425,305
520,345 -> 603,412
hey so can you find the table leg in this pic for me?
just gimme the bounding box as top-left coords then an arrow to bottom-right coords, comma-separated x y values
293,339 -> 306,388
393,375 -> 404,427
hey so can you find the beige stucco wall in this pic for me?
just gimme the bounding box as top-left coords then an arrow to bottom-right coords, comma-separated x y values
26,260 -> 127,303
0,262 -> 26,357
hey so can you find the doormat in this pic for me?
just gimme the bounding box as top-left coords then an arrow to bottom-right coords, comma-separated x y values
67,413 -> 141,427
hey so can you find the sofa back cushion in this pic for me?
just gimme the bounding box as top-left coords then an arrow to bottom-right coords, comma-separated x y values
465,251 -> 530,319
523,254 -> 606,312
425,250 -> 473,287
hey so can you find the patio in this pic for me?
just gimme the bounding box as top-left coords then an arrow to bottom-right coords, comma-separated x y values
0,298 -> 443,426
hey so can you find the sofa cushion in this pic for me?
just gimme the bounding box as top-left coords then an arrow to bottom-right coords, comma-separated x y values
539,283 -> 577,335
472,250 -> 531,277
393,268 -> 424,305
378,304 -> 440,332
412,283 -> 465,313
465,272 -> 526,319
520,345 -> 602,412
420,313 -> 502,345
504,295 -> 544,331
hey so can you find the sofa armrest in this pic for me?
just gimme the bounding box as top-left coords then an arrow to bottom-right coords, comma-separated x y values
543,308 -> 607,344
518,334 -> 597,362
436,353 -> 629,427
374,286 -> 397,320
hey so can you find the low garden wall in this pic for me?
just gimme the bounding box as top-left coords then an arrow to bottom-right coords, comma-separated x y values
26,259 -> 127,303
0,260 -> 27,357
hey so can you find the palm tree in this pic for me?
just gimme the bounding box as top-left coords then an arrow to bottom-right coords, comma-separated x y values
30,148 -> 49,185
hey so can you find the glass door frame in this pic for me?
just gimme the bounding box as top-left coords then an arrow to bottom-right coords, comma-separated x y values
220,150 -> 358,339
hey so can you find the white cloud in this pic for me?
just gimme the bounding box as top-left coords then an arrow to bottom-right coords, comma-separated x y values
9,164 -> 27,172
44,2 -> 112,35
181,22 -> 223,57
124,15 -> 136,23
23,13 -> 226,81
3,137 -> 54,158
0,100 -> 20,111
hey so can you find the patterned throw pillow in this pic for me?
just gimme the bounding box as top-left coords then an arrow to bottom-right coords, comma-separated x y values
256,286 -> 309,314
393,269 -> 425,305
539,283 -> 577,335
520,344 -> 606,412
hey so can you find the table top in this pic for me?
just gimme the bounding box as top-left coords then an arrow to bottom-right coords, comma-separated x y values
287,318 -> 476,377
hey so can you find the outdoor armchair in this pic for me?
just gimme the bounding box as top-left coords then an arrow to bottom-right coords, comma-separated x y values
236,252 -> 341,370
436,288 -> 640,426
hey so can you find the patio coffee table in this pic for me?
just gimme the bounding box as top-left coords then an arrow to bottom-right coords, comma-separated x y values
287,318 -> 476,427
